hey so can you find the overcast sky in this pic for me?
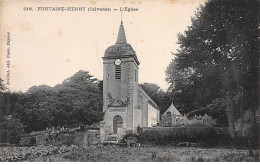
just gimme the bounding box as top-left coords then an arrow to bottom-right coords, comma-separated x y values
0,0 -> 206,92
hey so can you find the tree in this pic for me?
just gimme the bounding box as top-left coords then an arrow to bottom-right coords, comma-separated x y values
57,70 -> 104,125
14,70 -> 104,132
14,90 -> 57,132
166,0 -> 259,141
97,80 -> 103,92
0,78 -> 24,143
0,117 -> 24,144
0,78 -> 5,93
0,78 -> 7,122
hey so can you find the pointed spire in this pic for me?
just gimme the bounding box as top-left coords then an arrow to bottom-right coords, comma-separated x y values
116,21 -> 127,44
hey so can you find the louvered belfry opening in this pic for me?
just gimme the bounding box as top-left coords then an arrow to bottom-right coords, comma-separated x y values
115,65 -> 121,80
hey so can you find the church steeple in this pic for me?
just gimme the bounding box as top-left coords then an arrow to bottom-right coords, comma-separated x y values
116,21 -> 127,44
104,20 -> 139,65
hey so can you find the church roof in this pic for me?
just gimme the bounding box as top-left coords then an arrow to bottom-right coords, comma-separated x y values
138,86 -> 159,109
116,21 -> 127,44
104,21 -> 140,65
162,103 -> 183,117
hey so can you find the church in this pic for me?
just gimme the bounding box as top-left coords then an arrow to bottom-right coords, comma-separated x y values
102,21 -> 160,135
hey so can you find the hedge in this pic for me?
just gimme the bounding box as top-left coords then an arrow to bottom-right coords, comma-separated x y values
0,130 -> 21,144
139,127 -> 230,146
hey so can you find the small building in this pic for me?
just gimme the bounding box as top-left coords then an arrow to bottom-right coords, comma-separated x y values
161,103 -> 183,127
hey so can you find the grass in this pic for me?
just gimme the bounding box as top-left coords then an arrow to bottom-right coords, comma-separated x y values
28,145 -> 259,162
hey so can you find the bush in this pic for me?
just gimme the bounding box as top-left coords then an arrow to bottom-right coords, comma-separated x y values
184,120 -> 215,127
29,137 -> 36,145
0,130 -> 21,145
8,131 -> 21,144
139,127 -> 230,146
0,117 -> 24,145
120,133 -> 139,143
0,130 -> 8,143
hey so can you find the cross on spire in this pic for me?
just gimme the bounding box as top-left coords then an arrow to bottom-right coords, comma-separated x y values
121,11 -> 123,22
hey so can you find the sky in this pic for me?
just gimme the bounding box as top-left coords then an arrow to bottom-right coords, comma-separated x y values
0,0 -> 207,92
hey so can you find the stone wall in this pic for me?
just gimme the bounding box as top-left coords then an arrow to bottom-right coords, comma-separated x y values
19,130 -> 100,146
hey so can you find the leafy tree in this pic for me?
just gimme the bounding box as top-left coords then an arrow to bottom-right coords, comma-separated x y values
13,70 -> 104,132
98,80 -> 103,92
0,81 -> 24,142
14,90 -> 57,132
0,91 -> 21,123
187,98 -> 228,127
57,70 -> 104,125
166,0 -> 259,140
0,78 -> 5,93
0,78 -> 7,122
0,117 -> 24,144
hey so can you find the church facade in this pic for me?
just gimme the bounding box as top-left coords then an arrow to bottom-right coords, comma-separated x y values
102,21 -> 160,134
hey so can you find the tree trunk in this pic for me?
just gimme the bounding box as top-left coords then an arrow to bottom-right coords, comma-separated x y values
227,94 -> 236,139
238,91 -> 245,138
238,107 -> 244,138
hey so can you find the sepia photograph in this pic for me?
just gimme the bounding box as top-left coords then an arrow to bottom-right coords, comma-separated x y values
0,0 -> 259,162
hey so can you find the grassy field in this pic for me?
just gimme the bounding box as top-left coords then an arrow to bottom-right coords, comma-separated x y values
28,145 -> 259,162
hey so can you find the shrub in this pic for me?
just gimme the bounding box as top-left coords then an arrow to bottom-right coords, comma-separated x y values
139,127 -> 230,146
8,131 -> 21,144
0,130 -> 8,143
29,137 -> 36,145
184,120 -> 215,127
120,133 -> 139,143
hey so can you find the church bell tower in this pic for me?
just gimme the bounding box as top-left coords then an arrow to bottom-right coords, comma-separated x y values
102,21 -> 140,134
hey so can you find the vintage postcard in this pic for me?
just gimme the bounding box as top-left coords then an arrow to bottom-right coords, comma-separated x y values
0,0 -> 259,162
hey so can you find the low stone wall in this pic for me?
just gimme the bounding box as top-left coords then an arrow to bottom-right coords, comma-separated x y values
19,130 -> 100,146
73,130 -> 100,147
